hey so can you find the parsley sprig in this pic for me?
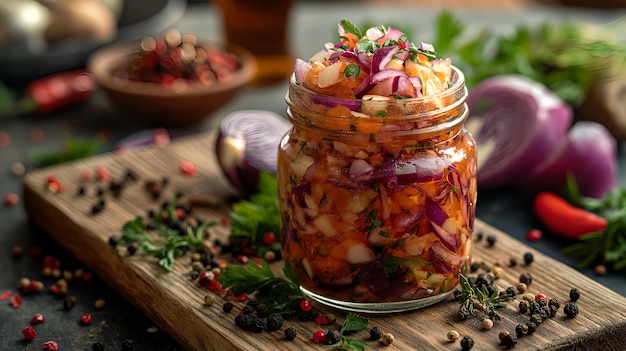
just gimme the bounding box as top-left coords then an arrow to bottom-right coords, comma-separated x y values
120,193 -> 216,271
457,274 -> 510,320
229,171 -> 281,257
326,314 -> 370,351
216,260 -> 305,314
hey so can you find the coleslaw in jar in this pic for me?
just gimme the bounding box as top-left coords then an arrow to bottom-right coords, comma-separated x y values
278,21 -> 476,312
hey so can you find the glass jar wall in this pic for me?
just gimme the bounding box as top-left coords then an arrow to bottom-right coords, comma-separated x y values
278,66 -> 476,313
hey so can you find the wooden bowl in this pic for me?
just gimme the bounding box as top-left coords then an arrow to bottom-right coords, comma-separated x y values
87,39 -> 257,127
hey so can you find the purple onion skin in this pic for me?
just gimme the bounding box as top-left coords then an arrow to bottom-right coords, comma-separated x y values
467,75 -> 573,188
523,121 -> 617,198
216,110 -> 292,195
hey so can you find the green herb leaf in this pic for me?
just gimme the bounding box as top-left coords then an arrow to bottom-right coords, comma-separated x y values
340,314 -> 369,334
30,136 -> 104,166
344,64 -> 361,78
229,171 -> 280,257
216,260 -> 305,314
340,19 -> 364,39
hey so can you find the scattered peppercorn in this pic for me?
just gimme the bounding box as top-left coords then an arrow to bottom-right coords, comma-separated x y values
500,332 -> 518,348
523,252 -> 534,265
515,323 -> 528,337
486,235 -> 496,247
326,329 -> 342,344
4,192 -> 19,207
266,313 -> 283,331
91,199 -> 106,214
469,262 -> 481,272
370,326 -> 383,340
460,335 -> 474,350
121,339 -> 135,351
475,231 -> 483,241
492,266 -> 504,279
223,302 -> 234,313
569,288 -> 581,302
31,313 -> 45,325
516,282 -> 527,293
203,293 -> 216,306
519,300 -> 530,314
285,326 -> 297,341
81,313 -> 94,325
108,236 -> 119,247
509,257 -> 518,267
447,330 -> 460,342
381,333 -> 395,346
594,264 -> 607,276
526,322 -> 538,335
43,341 -> 60,351
92,341 -> 105,351
63,296 -> 77,310
564,302 -> 579,318
250,317 -> 265,333
458,306 -> 471,320
519,272 -> 533,286
312,329 -> 326,344
22,326 -> 37,340
482,318 -> 494,330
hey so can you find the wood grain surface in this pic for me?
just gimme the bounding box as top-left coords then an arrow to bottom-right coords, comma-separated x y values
22,130 -> 626,351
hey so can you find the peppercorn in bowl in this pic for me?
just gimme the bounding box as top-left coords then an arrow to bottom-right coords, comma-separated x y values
87,29 -> 257,127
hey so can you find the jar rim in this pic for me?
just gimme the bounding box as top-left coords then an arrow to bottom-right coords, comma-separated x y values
288,65 -> 466,104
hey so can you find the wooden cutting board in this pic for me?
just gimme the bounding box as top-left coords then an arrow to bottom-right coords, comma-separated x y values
22,130 -> 626,351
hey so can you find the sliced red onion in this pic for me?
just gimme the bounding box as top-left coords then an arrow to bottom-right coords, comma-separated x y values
386,26 -> 405,41
466,75 -> 573,188
523,121 -> 617,198
216,110 -> 292,195
371,45 -> 400,73
430,220 -> 459,252
426,197 -> 448,227
418,42 -> 435,52
349,159 -> 374,181
294,58 -> 311,85
409,76 -> 423,96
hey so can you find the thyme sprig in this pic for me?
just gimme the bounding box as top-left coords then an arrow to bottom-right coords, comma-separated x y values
216,260 -> 305,314
457,274 -> 510,320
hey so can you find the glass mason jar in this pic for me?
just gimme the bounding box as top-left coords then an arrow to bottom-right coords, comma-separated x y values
278,66 -> 476,313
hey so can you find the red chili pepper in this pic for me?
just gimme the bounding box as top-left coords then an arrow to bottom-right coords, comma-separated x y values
23,70 -> 94,114
0,290 -> 11,300
533,191 -> 608,239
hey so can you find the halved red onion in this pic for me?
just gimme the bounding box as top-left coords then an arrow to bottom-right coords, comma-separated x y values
216,110 -> 292,195
371,45 -> 400,73
523,121 -> 617,198
466,75 -> 573,188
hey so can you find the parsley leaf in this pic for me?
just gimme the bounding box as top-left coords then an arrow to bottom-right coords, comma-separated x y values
340,19 -> 363,39
229,171 -> 281,257
344,64 -> 361,78
216,260 -> 305,314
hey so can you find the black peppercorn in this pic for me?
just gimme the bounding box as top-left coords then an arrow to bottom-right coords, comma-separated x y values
235,314 -> 255,330
222,302 -> 234,313
515,323 -> 528,337
284,326 -> 297,341
77,186 -> 86,196
91,200 -> 106,214
242,304 -> 256,315
486,235 -> 496,247
526,322 -> 538,335
127,243 -> 138,255
250,317 -> 265,333
326,329 -> 342,344
564,302 -> 579,318
266,313 -> 283,331
500,333 -> 517,349
505,286 -> 517,298
523,252 -> 534,265
254,303 -> 269,318
370,326 -> 383,340
519,272 -> 533,286
548,298 -> 560,309
475,231 -> 483,241
470,262 -> 481,272
108,236 -> 119,247
509,257 -> 518,267
121,339 -> 135,351
569,288 -> 581,302
460,335 -> 474,350
458,306 -> 472,320
92,341 -> 105,351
